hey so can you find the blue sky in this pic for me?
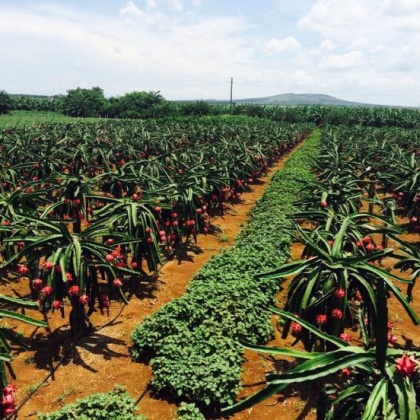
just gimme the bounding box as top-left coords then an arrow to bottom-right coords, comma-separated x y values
1,0 -> 419,106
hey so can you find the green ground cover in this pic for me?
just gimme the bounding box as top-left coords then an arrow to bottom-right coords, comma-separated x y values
0,110 -> 107,127
130,129 -> 320,415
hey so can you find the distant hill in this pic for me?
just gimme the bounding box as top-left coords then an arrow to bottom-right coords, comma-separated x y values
233,93 -> 376,107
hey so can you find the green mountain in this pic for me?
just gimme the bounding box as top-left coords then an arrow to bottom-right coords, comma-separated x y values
233,93 -> 375,107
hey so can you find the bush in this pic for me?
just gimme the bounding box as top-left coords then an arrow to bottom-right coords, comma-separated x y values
38,385 -> 145,420
176,402 -> 205,420
151,327 -> 243,405
130,278 -> 275,361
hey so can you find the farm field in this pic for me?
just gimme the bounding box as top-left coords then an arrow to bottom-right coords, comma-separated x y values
0,111 -> 420,419
1,130 -> 310,420
2,114 -> 308,416
0,111 -> 108,128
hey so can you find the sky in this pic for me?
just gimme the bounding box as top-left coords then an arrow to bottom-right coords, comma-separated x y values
1,0 -> 419,107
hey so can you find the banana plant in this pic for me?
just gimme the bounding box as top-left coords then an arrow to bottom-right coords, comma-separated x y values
222,310 -> 420,419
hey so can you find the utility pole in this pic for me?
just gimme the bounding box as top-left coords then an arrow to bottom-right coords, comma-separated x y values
229,77 -> 233,109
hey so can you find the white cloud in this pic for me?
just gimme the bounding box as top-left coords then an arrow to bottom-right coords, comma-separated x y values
351,5 -> 368,19
291,70 -> 313,86
349,38 -> 369,50
146,0 -> 157,9
393,16 -> 420,32
320,51 -> 364,70
381,0 -> 420,16
383,44 -> 420,72
294,0 -> 420,105
319,39 -> 336,51
299,0 -> 420,42
0,2 -> 257,99
264,36 -> 301,55
298,1 -> 376,41
119,1 -> 143,19
0,1 -> 419,106
170,0 -> 184,12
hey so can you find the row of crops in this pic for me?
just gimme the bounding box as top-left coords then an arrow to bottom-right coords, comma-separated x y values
128,130 -> 320,419
0,116 -> 311,416
2,89 -> 420,128
127,120 -> 420,418
2,110 -> 420,418
223,124 -> 420,419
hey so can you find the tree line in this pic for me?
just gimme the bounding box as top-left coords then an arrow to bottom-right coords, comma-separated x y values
0,87 -> 419,128
0,87 -> 173,118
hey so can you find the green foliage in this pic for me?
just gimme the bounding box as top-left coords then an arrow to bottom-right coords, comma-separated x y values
0,294 -> 47,390
223,124 -> 420,418
392,234 -> 420,302
179,101 -> 214,117
262,126 -> 420,351
223,310 -> 420,419
37,385 -> 146,420
2,214 -> 135,337
175,402 -> 205,420
150,327 -> 243,405
131,278 -> 276,360
130,130 -> 320,407
262,212 -> 418,351
62,86 -> 107,118
0,117 -> 308,341
0,90 -> 11,115
4,93 -> 420,126
190,251 -> 281,298
0,110 -> 105,127
111,91 -> 167,118
9,95 -> 62,113
0,115 -> 316,412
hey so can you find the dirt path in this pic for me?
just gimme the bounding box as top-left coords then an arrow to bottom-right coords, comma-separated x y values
7,142 -> 306,419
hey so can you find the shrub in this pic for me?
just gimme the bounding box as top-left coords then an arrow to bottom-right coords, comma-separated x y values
131,278 -> 275,361
151,327 -> 243,406
175,402 -> 205,420
38,385 -> 145,420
